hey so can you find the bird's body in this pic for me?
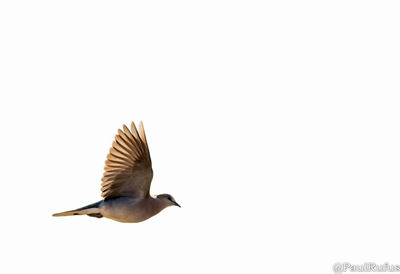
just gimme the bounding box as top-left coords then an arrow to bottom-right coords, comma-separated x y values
101,196 -> 168,223
53,122 -> 180,223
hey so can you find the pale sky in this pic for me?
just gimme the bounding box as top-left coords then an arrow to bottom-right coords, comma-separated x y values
1,1 -> 400,274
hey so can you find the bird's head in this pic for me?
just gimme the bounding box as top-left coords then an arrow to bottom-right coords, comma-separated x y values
157,194 -> 181,208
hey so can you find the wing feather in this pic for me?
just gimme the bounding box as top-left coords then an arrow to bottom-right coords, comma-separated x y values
101,122 -> 153,199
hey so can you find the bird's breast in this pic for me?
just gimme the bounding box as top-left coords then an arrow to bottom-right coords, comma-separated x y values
100,197 -> 162,223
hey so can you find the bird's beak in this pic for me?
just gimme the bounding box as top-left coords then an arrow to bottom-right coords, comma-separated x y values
174,201 -> 181,208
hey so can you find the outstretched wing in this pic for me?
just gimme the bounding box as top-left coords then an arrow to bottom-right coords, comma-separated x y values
101,121 -> 153,199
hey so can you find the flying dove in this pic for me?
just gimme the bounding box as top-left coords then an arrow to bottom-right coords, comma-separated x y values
53,121 -> 180,223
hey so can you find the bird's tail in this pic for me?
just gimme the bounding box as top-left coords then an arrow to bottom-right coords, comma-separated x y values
52,201 -> 103,218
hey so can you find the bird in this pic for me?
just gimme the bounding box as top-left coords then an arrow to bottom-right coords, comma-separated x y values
53,121 -> 180,223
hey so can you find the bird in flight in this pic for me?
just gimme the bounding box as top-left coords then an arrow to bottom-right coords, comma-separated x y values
53,121 -> 180,223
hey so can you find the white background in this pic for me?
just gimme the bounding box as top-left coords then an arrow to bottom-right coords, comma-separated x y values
1,1 -> 400,273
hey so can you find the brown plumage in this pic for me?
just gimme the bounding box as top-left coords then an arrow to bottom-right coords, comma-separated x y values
53,122 -> 180,223
101,122 -> 153,199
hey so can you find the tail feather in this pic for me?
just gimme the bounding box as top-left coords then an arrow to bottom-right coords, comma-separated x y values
53,201 -> 102,217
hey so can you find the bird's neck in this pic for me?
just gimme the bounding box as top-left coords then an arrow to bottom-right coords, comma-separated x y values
146,196 -> 168,215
